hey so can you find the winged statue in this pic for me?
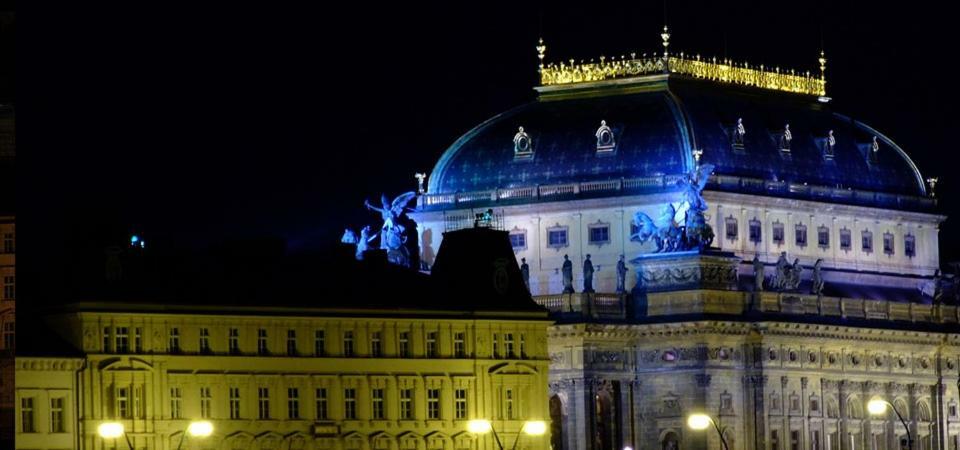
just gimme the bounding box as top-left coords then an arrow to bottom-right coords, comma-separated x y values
364,191 -> 417,267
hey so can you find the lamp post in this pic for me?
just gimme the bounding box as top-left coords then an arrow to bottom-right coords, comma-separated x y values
687,413 -> 729,450
468,419 -> 547,450
98,420 -> 213,450
867,399 -> 912,450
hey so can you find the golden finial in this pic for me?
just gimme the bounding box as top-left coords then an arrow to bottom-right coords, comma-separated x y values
661,25 -> 671,57
818,50 -> 827,80
536,37 -> 547,71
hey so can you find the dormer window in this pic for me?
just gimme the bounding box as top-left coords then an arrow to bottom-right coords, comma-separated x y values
823,130 -> 836,160
513,126 -> 534,159
595,120 -> 616,153
905,234 -> 916,258
779,124 -> 792,152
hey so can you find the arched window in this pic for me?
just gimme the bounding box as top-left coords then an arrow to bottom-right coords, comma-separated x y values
550,395 -> 565,450
917,401 -> 932,422
826,397 -> 840,419
662,431 -> 681,450
846,397 -> 863,419
595,389 -> 616,450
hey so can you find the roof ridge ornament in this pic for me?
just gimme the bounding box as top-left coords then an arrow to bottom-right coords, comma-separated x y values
536,37 -> 546,72
661,25 -> 671,58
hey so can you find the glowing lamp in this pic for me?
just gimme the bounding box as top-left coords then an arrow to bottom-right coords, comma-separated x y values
523,420 -> 548,436
687,413 -> 712,431
867,399 -> 888,416
187,420 -> 214,437
98,422 -> 125,439
467,419 -> 492,434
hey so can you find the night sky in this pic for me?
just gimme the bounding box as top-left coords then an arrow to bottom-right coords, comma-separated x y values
14,2 -> 960,305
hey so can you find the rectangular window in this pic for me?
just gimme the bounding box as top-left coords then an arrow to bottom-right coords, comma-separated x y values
258,387 -> 270,419
200,387 -> 212,418
103,327 -> 111,353
505,389 -> 514,420
749,218 -> 762,244
453,332 -> 466,358
519,333 -> 526,358
773,222 -> 785,245
2,275 -> 13,300
509,231 -> 526,250
258,328 -> 268,355
371,331 -> 382,357
427,388 -> 441,419
229,328 -> 240,354
20,397 -> 34,432
884,232 -> 895,255
725,217 -> 738,240
133,386 -> 143,419
771,430 -> 780,450
115,327 -> 129,353
492,333 -> 499,358
812,431 -> 822,450
791,430 -> 801,450
2,322 -> 13,349
905,234 -> 916,258
840,229 -> 852,251
588,225 -> 610,245
169,327 -> 180,353
229,387 -> 241,419
343,330 -> 354,357
116,387 -> 129,418
795,223 -> 808,247
504,333 -> 515,358
344,388 -> 357,419
286,329 -> 297,356
426,331 -> 438,357
547,228 -> 568,248
371,388 -> 385,420
50,397 -> 65,433
862,230 -> 873,253
399,331 -> 410,357
2,232 -> 13,254
199,328 -> 210,354
315,388 -> 328,420
314,329 -> 325,356
287,388 -> 300,419
455,389 -> 467,419
170,387 -> 182,419
818,226 -> 830,249
400,388 -> 413,419
134,328 -> 142,353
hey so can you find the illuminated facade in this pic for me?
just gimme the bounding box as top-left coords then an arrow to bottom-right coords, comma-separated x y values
411,29 -> 959,450
14,230 -> 552,450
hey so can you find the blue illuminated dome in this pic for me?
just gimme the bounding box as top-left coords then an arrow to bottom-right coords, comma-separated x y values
427,78 -> 927,204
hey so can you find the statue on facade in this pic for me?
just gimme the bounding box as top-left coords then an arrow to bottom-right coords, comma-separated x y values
752,255 -> 765,291
365,192 -> 418,267
562,254 -> 575,293
616,254 -> 628,293
520,257 -> 530,291
781,124 -> 792,151
583,254 -> 595,293
733,118 -> 746,147
631,204 -> 682,252
341,229 -> 358,244
771,252 -> 802,291
678,163 -> 716,251
812,258 -> 825,295
355,226 -> 377,260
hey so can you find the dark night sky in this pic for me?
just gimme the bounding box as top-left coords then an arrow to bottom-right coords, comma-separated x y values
14,2 -> 960,304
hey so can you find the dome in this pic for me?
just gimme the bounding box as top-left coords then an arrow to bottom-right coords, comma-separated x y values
427,77 -> 928,207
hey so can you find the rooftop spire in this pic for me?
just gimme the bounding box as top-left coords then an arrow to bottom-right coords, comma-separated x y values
661,25 -> 671,58
818,49 -> 827,80
536,37 -> 547,72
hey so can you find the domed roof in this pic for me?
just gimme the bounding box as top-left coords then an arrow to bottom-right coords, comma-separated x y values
427,77 -> 928,206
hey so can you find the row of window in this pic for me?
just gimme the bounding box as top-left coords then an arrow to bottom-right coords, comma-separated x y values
19,397 -> 66,434
509,220 -> 917,258
100,327 -> 527,359
2,275 -> 13,300
165,386 -> 480,422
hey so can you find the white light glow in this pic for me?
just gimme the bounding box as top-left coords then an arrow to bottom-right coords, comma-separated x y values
98,422 -> 125,439
187,420 -> 214,437
467,419 -> 492,434
524,420 -> 547,436
687,414 -> 712,431
867,399 -> 888,416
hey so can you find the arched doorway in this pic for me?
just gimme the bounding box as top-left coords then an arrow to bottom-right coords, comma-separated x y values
662,431 -> 681,450
550,395 -> 564,450
595,389 -> 616,450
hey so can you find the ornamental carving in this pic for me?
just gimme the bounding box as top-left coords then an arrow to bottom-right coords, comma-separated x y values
822,380 -> 838,390
592,350 -> 623,364
550,352 -> 565,364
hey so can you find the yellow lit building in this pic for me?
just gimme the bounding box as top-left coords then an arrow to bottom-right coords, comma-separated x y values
15,228 -> 553,450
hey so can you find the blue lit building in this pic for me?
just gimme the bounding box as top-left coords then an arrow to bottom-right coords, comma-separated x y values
411,30 -> 959,450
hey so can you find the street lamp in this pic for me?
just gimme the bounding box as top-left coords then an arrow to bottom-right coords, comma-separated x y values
98,422 -> 133,450
687,413 -> 730,450
867,399 -> 912,450
177,420 -> 215,450
468,419 -> 547,450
